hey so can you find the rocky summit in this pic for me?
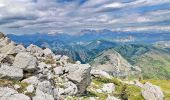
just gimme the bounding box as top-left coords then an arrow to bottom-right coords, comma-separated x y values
0,32 -> 91,100
0,32 -> 165,100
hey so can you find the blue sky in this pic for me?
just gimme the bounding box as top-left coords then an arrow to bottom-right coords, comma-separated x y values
0,0 -> 170,34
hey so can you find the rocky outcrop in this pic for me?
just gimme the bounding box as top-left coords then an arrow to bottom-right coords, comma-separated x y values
0,64 -> 23,80
66,63 -> 91,95
0,32 -> 92,99
1,32 -> 164,100
27,44 -> 44,57
13,52 -> 38,72
142,82 -> 164,100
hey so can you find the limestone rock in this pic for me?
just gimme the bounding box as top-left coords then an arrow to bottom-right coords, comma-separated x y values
53,66 -> 63,76
91,69 -> 112,79
66,64 -> 91,95
0,64 -> 23,80
26,85 -> 34,93
0,42 -> 16,54
13,52 -> 38,71
0,87 -> 17,97
8,44 -> 26,55
22,76 -> 39,86
0,54 -> 14,64
63,81 -> 78,95
27,44 -> 44,57
142,82 -> 164,100
43,48 -> 53,56
0,37 -> 11,48
33,89 -> 54,100
36,81 -> 53,95
0,87 -> 30,100
101,83 -> 115,93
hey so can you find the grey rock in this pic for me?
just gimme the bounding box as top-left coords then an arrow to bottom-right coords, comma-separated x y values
53,66 -> 63,76
8,44 -> 26,55
33,89 -> 54,100
0,37 -> 11,48
101,83 -> 115,93
0,54 -> 14,64
13,52 -> 38,72
91,69 -> 112,79
0,87 -> 17,97
27,44 -> 43,57
22,76 -> 39,86
66,64 -> 91,95
142,82 -> 164,100
0,64 -> 23,80
26,85 -> 34,93
43,48 -> 53,56
0,87 -> 30,100
63,81 -> 78,95
0,42 -> 16,54
36,81 -> 53,95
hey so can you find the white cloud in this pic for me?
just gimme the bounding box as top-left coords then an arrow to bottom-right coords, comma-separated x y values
0,0 -> 170,34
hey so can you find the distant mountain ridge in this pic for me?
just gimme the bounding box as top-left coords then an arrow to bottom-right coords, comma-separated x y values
6,30 -> 170,80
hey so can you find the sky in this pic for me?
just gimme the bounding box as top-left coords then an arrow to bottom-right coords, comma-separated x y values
0,0 -> 170,34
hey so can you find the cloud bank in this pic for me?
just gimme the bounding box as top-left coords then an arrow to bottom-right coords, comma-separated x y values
0,0 -> 170,34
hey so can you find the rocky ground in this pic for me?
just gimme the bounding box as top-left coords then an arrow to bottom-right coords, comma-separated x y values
0,32 -> 165,100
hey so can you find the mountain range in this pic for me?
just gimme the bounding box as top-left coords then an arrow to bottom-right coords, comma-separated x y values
7,29 -> 170,79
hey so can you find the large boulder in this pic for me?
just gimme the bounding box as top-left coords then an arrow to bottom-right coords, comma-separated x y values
66,63 -> 91,95
43,48 -> 53,56
0,42 -> 16,54
27,44 -> 44,57
0,87 -> 17,97
36,81 -> 53,95
0,64 -> 23,80
142,82 -> 164,100
8,44 -> 26,55
0,87 -> 30,100
13,52 -> 38,72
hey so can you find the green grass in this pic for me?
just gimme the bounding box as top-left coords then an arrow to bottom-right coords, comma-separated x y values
91,77 -> 144,100
126,85 -> 144,100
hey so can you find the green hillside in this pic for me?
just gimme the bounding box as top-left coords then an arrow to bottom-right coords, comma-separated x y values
115,44 -> 170,79
135,49 -> 170,79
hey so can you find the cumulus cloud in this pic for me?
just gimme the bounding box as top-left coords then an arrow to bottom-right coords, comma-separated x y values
0,0 -> 170,34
